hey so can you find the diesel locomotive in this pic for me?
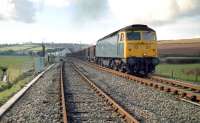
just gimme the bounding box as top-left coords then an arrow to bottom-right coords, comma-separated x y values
71,24 -> 159,75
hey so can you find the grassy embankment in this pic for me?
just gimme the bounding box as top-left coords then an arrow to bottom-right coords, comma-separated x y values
0,56 -> 34,105
0,44 -> 37,52
156,63 -> 200,82
157,38 -> 200,82
27,46 -> 53,53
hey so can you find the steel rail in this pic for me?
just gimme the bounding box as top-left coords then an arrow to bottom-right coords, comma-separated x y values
150,75 -> 200,92
72,63 -> 139,123
78,60 -> 200,103
59,62 -> 68,123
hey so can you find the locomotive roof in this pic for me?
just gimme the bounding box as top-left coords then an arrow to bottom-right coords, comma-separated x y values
98,24 -> 155,41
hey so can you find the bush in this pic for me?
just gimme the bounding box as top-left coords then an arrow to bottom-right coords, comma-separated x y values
162,57 -> 200,64
0,82 -> 12,92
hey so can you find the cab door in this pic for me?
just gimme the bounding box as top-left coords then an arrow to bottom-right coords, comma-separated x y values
117,32 -> 124,58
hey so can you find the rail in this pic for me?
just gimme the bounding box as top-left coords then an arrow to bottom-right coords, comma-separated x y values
59,62 -> 68,123
72,63 -> 139,123
77,59 -> 200,103
150,75 -> 200,92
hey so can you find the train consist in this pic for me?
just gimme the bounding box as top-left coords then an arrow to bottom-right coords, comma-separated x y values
71,24 -> 159,75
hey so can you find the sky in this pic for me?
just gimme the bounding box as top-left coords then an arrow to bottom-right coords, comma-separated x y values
0,0 -> 200,44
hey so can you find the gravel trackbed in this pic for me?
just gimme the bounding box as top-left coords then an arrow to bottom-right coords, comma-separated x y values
0,64 -> 61,123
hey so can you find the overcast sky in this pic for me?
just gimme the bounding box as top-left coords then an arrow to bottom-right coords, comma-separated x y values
0,0 -> 200,44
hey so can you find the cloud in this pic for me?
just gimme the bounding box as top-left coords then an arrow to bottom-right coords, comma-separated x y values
31,0 -> 69,8
14,0 -> 37,23
0,0 -> 15,20
69,0 -> 109,23
177,0 -> 200,17
2,0 -> 108,23
108,0 -> 200,26
0,0 -> 37,23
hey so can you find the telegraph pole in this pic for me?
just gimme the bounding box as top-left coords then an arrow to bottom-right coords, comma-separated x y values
42,43 -> 45,57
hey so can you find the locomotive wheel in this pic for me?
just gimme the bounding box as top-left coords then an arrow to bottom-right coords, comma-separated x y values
125,70 -> 131,74
110,60 -> 115,70
119,63 -> 126,73
125,64 -> 132,74
113,65 -> 118,71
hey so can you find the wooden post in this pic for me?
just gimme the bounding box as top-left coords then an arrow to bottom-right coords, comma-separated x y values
195,69 -> 198,82
171,70 -> 174,79
0,67 -> 8,82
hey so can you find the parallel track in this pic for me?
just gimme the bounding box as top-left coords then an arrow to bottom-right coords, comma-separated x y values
77,59 -> 200,104
149,75 -> 200,92
59,62 -> 67,123
59,61 -> 139,123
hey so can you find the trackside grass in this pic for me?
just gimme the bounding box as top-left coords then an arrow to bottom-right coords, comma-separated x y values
0,56 -> 33,82
156,63 -> 200,82
0,56 -> 34,105
0,76 -> 33,105
0,44 -> 38,52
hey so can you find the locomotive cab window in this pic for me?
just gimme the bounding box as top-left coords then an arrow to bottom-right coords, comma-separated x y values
126,32 -> 141,40
142,31 -> 156,41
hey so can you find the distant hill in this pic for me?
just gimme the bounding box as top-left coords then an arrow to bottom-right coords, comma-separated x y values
0,43 -> 89,56
158,38 -> 200,44
158,38 -> 200,57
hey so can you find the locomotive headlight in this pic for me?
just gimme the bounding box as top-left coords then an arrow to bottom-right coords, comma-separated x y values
143,53 -> 147,56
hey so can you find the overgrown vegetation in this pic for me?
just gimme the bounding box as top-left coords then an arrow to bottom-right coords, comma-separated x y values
0,56 -> 34,105
159,57 -> 200,64
0,56 -> 33,82
0,44 -> 38,52
0,82 -> 12,92
0,76 -> 33,105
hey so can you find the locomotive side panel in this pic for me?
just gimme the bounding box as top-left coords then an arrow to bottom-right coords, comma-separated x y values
96,34 -> 123,58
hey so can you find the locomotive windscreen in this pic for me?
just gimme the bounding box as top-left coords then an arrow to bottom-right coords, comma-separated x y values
126,31 -> 156,41
142,31 -> 156,40
126,32 -> 141,40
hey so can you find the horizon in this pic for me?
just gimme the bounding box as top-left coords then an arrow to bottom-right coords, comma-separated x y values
1,36 -> 200,45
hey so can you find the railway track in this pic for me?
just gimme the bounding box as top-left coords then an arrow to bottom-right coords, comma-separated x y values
60,61 -> 139,123
149,75 -> 200,92
76,59 -> 200,104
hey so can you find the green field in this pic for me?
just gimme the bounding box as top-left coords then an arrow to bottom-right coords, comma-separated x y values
27,46 -> 53,52
27,46 -> 46,52
0,44 -> 53,53
0,56 -> 34,82
0,44 -> 38,52
0,56 -> 34,105
0,74 -> 33,105
156,63 -> 200,82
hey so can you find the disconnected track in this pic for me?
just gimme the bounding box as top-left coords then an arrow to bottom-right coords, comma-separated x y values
59,61 -> 139,123
77,59 -> 200,104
